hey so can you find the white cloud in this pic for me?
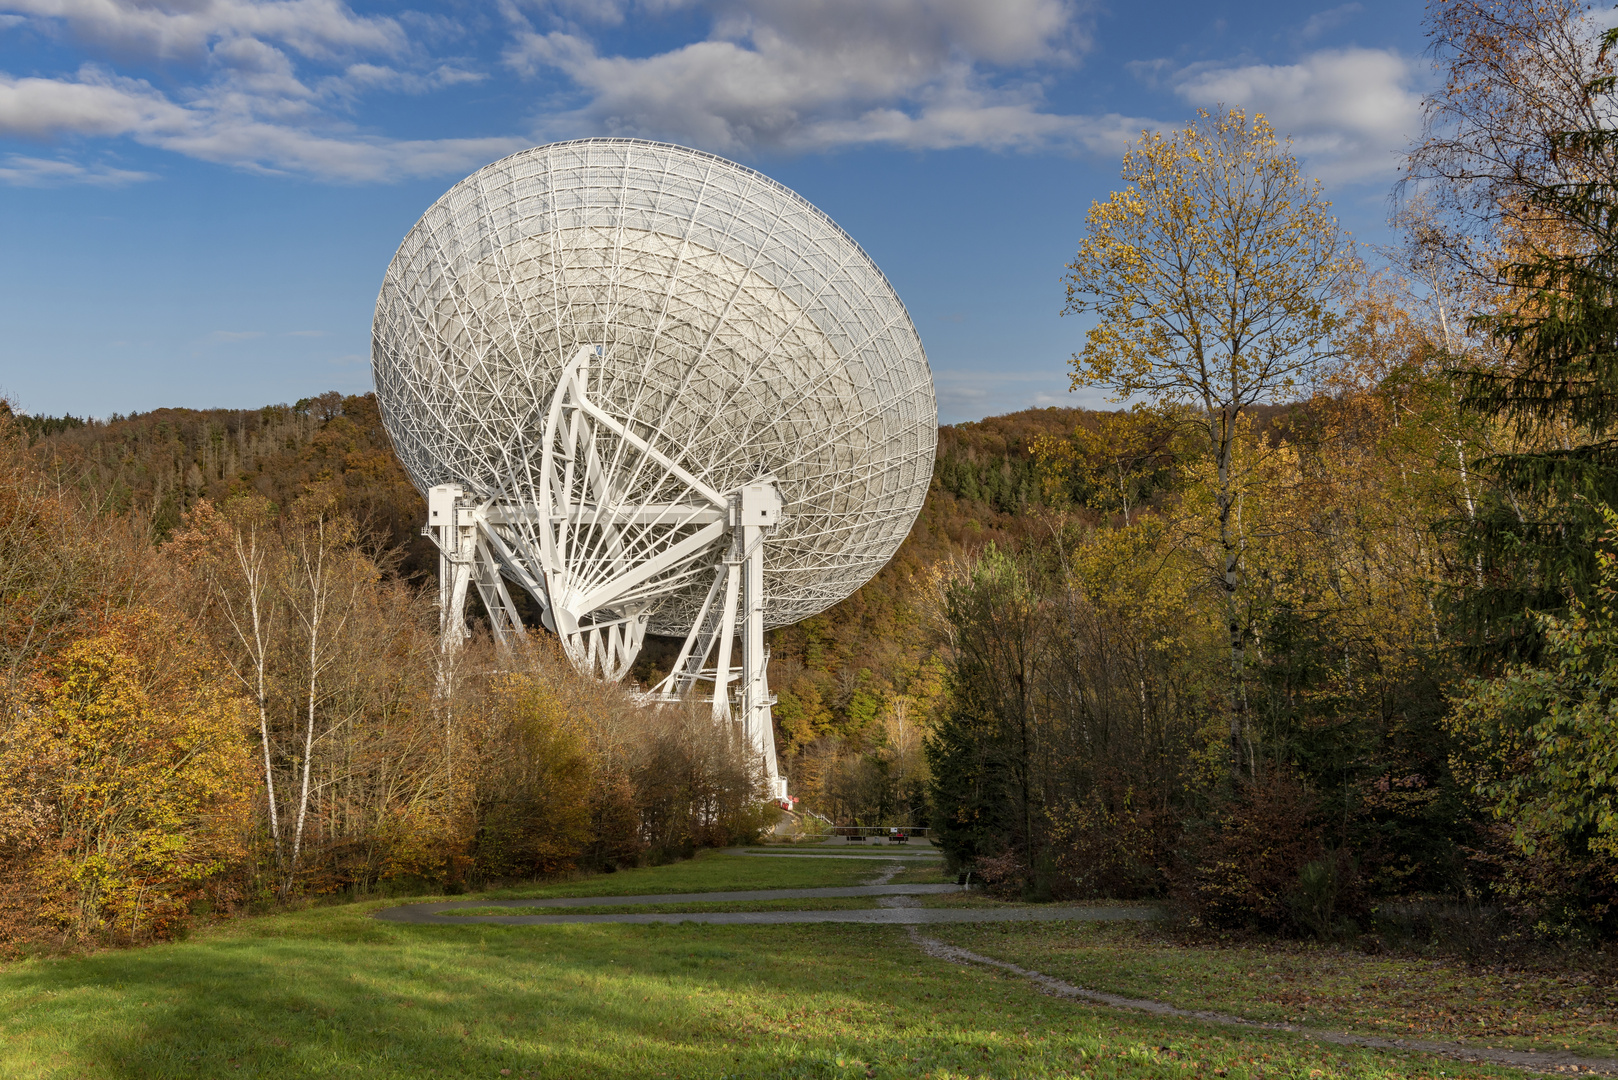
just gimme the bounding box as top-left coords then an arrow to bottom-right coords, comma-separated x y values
1171,47 -> 1423,184
0,152 -> 153,185
797,95 -> 1141,155
504,0 -> 1143,155
0,0 -> 508,181
0,68 -> 186,137
1,0 -> 406,61
0,0 -> 1148,181
704,0 -> 1086,67
153,118 -> 526,181
0,0 -> 1153,182
0,67 -> 523,180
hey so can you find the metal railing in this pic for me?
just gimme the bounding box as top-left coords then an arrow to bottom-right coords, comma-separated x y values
830,826 -> 931,843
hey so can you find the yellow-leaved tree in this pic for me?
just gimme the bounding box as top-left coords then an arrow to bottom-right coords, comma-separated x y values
0,616 -> 252,941
1062,106 -> 1354,772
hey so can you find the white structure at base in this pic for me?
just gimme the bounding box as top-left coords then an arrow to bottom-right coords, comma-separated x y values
374,139 -> 937,807
424,348 -> 792,800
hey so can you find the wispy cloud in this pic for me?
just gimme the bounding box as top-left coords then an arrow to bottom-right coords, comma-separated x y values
1296,3 -> 1363,44
0,0 -> 1418,185
0,66 -> 524,180
0,152 -> 154,185
932,367 -> 1086,421
2,0 -> 407,61
209,329 -> 266,341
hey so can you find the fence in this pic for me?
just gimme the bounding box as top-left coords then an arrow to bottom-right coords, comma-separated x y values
829,827 -> 932,844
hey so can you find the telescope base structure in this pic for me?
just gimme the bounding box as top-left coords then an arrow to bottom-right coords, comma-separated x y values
423,351 -> 789,804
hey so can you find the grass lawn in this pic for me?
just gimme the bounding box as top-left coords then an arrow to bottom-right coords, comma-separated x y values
927,921 -> 1618,1061
0,852 -> 1529,1079
479,850 -> 885,899
440,898 -> 879,916
749,844 -> 939,853
889,864 -> 956,885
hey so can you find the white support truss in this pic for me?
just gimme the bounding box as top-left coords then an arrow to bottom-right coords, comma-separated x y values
425,348 -> 790,799
376,138 -> 941,810
644,480 -> 786,800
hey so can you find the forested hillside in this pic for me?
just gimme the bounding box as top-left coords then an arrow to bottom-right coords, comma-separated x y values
23,392 -> 434,578
0,396 -> 772,947
10,392 -> 1080,853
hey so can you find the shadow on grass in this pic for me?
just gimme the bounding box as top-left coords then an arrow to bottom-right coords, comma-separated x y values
1,915 -> 992,1079
0,909 -> 1529,1080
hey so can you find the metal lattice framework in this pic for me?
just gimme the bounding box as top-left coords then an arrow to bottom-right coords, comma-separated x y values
372,138 -> 937,800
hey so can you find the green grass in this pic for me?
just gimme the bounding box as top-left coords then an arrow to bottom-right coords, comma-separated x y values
440,897 -> 878,916
748,846 -> 940,856
888,864 -> 955,885
438,894 -> 1157,916
479,850 -> 885,899
927,920 -> 1618,1060
0,852 -> 1530,1079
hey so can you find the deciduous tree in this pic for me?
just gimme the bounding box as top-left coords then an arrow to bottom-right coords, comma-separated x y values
0,619 -> 252,940
1062,107 -> 1353,771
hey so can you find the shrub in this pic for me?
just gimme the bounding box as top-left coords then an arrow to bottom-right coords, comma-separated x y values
1173,770 -> 1323,931
1049,785 -> 1174,900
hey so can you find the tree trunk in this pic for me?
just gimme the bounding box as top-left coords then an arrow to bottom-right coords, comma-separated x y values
1214,407 -> 1246,777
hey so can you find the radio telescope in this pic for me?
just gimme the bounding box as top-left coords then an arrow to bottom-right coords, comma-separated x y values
372,138 -> 936,800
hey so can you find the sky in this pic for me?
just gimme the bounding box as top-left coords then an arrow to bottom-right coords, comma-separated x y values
0,0 -> 1430,424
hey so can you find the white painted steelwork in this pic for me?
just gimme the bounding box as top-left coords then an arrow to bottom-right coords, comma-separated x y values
373,138 -> 937,801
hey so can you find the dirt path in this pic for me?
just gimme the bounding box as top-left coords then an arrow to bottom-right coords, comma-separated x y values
373,851 -> 1611,1074
375,891 -> 1153,926
909,929 -> 1618,1077
725,849 -> 942,861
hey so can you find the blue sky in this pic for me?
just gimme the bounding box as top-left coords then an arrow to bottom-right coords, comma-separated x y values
0,0 -> 1428,423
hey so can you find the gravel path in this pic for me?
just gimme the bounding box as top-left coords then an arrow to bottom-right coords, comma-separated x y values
374,887 -> 1153,926
911,930 -> 1618,1076
370,851 -> 1616,1074
384,883 -> 958,913
728,854 -> 944,861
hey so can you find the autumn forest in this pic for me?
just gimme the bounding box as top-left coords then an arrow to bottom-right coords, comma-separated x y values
8,0 -> 1618,953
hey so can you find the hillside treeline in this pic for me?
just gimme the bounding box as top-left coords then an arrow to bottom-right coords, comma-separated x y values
0,411 -> 768,947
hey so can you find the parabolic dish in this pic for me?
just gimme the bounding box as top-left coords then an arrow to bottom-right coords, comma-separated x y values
372,138 -> 936,635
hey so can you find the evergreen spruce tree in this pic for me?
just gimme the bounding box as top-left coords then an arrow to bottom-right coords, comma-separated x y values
925,693 -> 1016,873
1457,24 -> 1618,667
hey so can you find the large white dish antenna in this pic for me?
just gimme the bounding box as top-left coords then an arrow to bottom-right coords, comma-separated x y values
372,138 -> 937,799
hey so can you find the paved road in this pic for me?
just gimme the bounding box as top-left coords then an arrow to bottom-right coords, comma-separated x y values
374,884 -> 1154,926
